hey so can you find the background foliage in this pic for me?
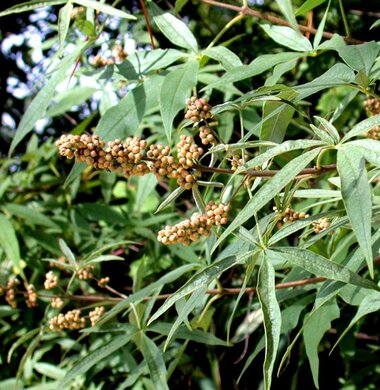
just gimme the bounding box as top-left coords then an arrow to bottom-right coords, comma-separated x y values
0,0 -> 380,389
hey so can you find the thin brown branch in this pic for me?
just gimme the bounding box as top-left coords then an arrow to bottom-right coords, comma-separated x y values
139,0 -> 155,49
194,163 -> 337,178
195,0 -> 364,45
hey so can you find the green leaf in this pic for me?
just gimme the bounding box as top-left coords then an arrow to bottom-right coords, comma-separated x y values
155,186 -> 185,214
313,0 -> 330,49
175,0 -> 190,13
341,114 -> 380,142
207,52 -> 302,89
58,1 -> 73,55
74,18 -> 96,36
96,84 -> 146,142
295,63 -> 355,100
74,0 -> 135,20
4,204 -> 60,229
97,264 -> 199,326
7,328 -> 40,363
64,161 -> 86,188
348,139 -> 380,166
0,214 -> 24,279
151,2 -> 198,52
331,291 -> 380,351
0,0 -> 67,17
260,90 -> 298,144
213,148 -> 321,250
149,322 -> 229,346
9,44 -> 87,155
296,0 -> 326,15
275,0 -> 299,30
47,87 -> 97,117
261,25 -> 312,52
148,254 -> 251,325
303,298 -> 340,388
59,334 -> 135,388
337,41 -> 380,74
257,255 -> 281,390
164,288 -> 206,350
268,248 -> 377,290
313,116 -> 340,144
117,49 -> 186,79
34,363 -> 66,380
337,146 -> 373,278
140,334 -> 169,390
58,238 -> 77,268
203,46 -> 243,71
160,61 -> 198,143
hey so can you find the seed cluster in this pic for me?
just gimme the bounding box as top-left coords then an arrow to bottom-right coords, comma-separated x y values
185,96 -> 212,123
89,306 -> 105,327
97,276 -> 110,288
1,277 -> 20,308
274,206 -> 310,224
199,126 -> 216,145
312,217 -> 330,233
49,309 -> 85,331
364,98 -> 380,140
51,297 -> 64,309
44,271 -> 59,290
78,265 -> 95,280
157,201 -> 230,246
56,134 -> 149,179
26,284 -> 38,308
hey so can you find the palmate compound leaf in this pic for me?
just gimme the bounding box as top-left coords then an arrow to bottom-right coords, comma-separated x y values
257,254 -> 281,390
337,145 -> 373,278
303,298 -> 340,388
267,248 -> 378,291
212,147 -> 322,252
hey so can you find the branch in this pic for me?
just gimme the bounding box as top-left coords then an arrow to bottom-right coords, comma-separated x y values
194,163 -> 337,178
195,0 -> 364,45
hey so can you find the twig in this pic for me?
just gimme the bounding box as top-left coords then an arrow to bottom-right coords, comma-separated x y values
195,0 -> 364,45
194,163 -> 337,178
139,0 -> 155,49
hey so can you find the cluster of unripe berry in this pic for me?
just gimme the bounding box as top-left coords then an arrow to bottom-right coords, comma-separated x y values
312,217 -> 330,233
56,133 -> 206,190
49,309 -> 86,331
185,96 -> 212,123
0,277 -> 20,308
89,306 -> 105,327
44,271 -> 59,290
364,97 -> 380,140
274,206 -> 310,224
157,201 -> 230,246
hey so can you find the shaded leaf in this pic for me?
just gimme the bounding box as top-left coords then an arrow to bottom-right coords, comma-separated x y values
140,334 -> 169,390
160,61 -> 198,143
0,214 -> 24,278
59,334 -> 135,388
57,1 -> 73,55
261,25 -> 312,52
151,3 -> 198,52
257,255 -> 281,390
213,148 -> 321,250
303,298 -> 340,388
269,248 -> 377,290
337,146 -> 373,277
96,84 -> 146,142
